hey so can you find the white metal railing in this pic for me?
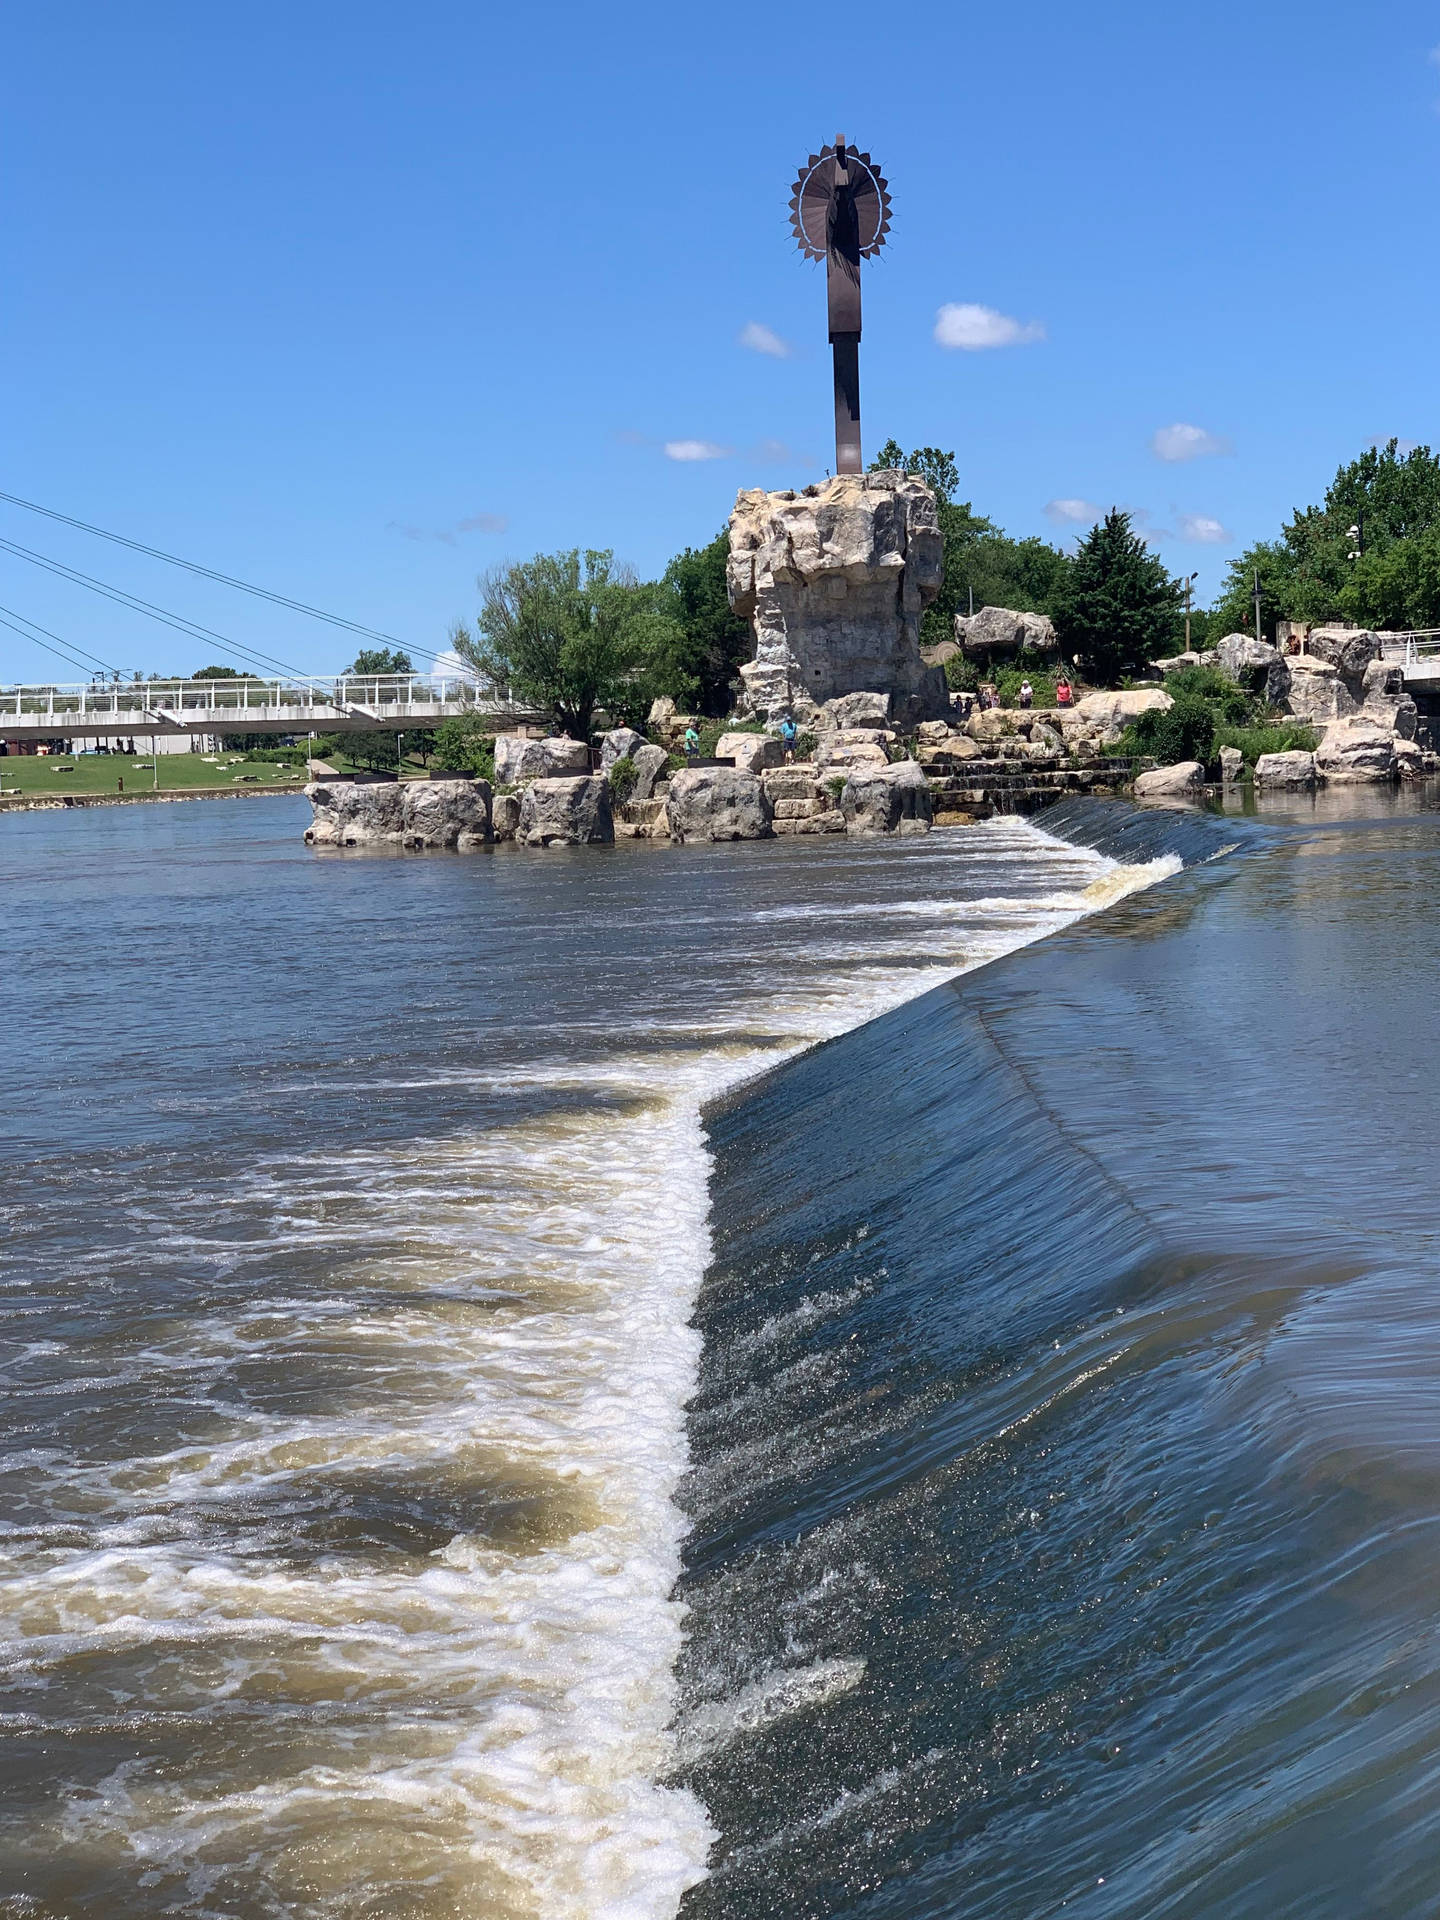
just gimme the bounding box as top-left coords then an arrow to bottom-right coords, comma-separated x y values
0,673 -> 516,721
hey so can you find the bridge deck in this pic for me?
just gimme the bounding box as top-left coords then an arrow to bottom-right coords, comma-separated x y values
0,675 -> 538,737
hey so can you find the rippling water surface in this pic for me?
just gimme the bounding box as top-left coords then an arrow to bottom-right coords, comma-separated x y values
0,797 -> 1154,1919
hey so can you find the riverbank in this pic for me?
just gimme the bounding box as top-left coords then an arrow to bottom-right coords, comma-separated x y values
0,781 -> 302,812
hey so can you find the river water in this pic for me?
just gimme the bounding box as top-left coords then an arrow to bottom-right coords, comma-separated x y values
0,796 -> 1157,1919
7,788 -> 1440,1918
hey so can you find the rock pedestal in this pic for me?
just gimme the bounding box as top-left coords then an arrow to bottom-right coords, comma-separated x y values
726,471 -> 947,728
305,779 -> 492,849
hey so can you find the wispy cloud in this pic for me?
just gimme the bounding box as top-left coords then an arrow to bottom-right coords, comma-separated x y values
1151,422 -> 1232,462
388,511 -> 506,545
1369,433 -> 1421,454
1044,497 -> 1103,526
1175,511 -> 1232,544
739,321 -> 792,359
663,439 -> 732,462
934,303 -> 1045,350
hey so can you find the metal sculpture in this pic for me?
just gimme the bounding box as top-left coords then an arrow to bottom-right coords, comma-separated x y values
789,138 -> 891,475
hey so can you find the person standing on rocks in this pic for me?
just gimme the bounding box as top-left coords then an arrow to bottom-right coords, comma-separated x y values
1019,680 -> 1033,709
779,714 -> 798,763
1056,677 -> 1073,708
683,723 -> 701,764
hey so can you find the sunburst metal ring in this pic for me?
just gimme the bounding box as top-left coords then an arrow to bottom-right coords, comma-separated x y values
788,144 -> 892,260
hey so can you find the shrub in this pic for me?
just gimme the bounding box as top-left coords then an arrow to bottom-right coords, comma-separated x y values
944,652 -> 979,692
1213,722 -> 1318,766
826,775 -> 847,801
1162,663 -> 1252,723
608,755 -> 639,805
795,732 -> 817,760
1128,694 -> 1218,766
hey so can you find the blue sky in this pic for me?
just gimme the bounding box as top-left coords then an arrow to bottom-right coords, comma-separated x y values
4,0 -> 1440,682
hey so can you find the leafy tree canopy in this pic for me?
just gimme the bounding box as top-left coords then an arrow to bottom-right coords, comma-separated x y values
1052,509 -> 1184,681
1213,440 -> 1440,637
347,647 -> 414,675
192,663 -> 240,679
454,548 -> 679,739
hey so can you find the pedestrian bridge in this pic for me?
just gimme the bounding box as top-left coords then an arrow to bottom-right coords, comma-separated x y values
0,674 -> 539,741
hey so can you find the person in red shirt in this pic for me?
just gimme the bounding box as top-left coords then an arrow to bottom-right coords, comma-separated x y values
1055,677 -> 1073,708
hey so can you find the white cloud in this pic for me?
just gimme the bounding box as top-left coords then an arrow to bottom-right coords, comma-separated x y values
663,439 -> 731,462
1175,512 -> 1232,544
1044,497 -> 1103,526
739,321 -> 792,359
1151,422 -> 1232,462
934,302 -> 1045,351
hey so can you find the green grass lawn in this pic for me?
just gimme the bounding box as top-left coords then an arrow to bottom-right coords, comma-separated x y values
0,753 -> 311,797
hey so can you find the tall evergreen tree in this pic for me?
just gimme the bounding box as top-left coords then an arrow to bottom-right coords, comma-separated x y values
1053,510 -> 1183,681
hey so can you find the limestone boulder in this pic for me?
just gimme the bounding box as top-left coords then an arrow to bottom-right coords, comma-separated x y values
913,719 -> 953,747
599,726 -> 647,772
491,792 -> 521,841
1358,662 -> 1419,739
1276,654 -> 1355,725
1315,717 -> 1396,783
1306,627 -> 1381,689
955,606 -> 1059,658
494,734 -> 591,784
1135,761 -> 1205,797
821,690 -> 892,730
815,728 -> 892,772
1072,689 -> 1172,743
516,775 -> 614,845
304,780 -> 405,846
1213,633 -> 1282,685
727,471 -> 947,726
715,730 -> 785,775
1253,750 -> 1317,788
1219,745 -> 1244,784
1154,651 -> 1205,675
401,779 -> 493,849
964,707 -> 1015,744
666,767 -> 774,842
1394,738 -> 1426,779
840,758 -> 933,836
629,743 -> 670,801
1031,719 -> 1064,751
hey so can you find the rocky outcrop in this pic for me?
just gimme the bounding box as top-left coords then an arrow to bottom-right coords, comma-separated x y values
954,606 -> 1058,657
1314,717 -> 1396,783
599,726 -> 647,772
491,792 -> 521,841
714,731 -> 784,775
840,758 -> 932,836
727,471 -> 947,727
1306,627 -> 1381,690
494,734 -> 591,784
1219,745 -> 1244,784
815,729 -> 892,772
517,775 -> 614,845
1135,761 -> 1204,798
1276,655 -> 1354,725
820,690 -> 892,730
1253,750 -> 1317,788
1213,633 -> 1282,686
1359,661 -> 1419,739
306,779 -> 493,850
1070,688 -> 1171,743
761,766 -> 846,835
629,743 -> 670,801
666,767 -> 774,842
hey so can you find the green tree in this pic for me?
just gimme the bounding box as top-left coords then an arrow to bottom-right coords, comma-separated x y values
1053,510 -> 1183,682
347,647 -> 414,675
655,530 -> 751,715
434,710 -> 496,781
345,730 -> 403,772
870,438 -> 960,504
454,549 -> 678,739
192,663 -> 240,679
1212,440 -> 1440,636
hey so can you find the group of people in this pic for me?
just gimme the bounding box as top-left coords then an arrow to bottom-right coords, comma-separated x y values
682,714 -> 802,764
975,676 -> 1075,711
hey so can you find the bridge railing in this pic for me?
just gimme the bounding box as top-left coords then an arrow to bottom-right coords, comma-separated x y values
0,674 -> 513,720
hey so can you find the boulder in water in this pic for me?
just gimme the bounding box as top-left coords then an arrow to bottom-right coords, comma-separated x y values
629,743 -> 670,801
517,775 -> 614,845
1253,749 -> 1318,788
1135,761 -> 1205,797
1219,745 -> 1244,784
840,757 -> 932,836
1315,717 -> 1396,783
666,766 -> 774,842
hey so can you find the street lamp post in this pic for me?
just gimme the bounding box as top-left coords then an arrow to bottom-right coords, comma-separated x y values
1253,569 -> 1264,645
1182,572 -> 1198,652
